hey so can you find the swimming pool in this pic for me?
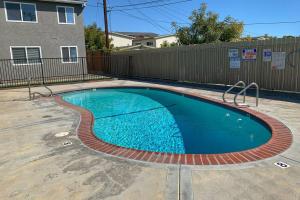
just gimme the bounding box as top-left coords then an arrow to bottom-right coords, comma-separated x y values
61,87 -> 272,154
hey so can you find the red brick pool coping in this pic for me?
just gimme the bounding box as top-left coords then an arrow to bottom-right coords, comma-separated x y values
54,86 -> 293,165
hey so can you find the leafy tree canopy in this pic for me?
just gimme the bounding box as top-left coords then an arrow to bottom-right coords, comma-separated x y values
173,3 -> 244,45
85,23 -> 113,51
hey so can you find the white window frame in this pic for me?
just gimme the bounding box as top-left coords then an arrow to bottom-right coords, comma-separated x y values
4,1 -> 38,23
10,46 -> 43,66
60,46 -> 78,63
56,6 -> 75,25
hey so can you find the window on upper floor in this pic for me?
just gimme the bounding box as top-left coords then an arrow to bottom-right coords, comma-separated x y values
57,6 -> 75,24
4,1 -> 37,22
60,46 -> 78,63
10,46 -> 42,65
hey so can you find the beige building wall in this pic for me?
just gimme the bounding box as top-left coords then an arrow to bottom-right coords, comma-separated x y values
109,34 -> 133,47
132,35 -> 178,48
132,39 -> 156,47
155,36 -> 178,47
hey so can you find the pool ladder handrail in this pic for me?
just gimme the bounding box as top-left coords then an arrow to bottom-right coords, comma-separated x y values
234,82 -> 259,107
222,81 -> 246,104
28,77 -> 53,100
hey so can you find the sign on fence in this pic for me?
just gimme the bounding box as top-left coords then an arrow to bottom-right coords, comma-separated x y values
272,52 -> 286,69
242,48 -> 257,60
263,49 -> 272,62
228,49 -> 239,58
230,57 -> 241,69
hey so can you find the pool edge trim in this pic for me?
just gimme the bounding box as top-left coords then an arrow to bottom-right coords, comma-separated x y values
54,85 -> 293,165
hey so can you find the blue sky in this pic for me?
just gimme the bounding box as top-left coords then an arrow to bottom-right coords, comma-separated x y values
83,0 -> 300,37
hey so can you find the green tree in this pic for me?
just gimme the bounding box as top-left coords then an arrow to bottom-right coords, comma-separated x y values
283,35 -> 295,39
173,3 -> 244,45
84,23 -> 109,51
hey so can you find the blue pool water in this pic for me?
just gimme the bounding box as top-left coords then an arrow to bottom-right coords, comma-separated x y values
61,88 -> 271,154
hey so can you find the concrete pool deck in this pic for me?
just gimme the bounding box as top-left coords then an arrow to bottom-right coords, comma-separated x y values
0,80 -> 299,200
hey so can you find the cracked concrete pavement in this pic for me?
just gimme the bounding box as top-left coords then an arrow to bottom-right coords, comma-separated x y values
0,80 -> 299,200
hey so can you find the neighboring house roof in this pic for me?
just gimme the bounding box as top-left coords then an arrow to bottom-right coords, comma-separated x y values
38,0 -> 87,5
109,32 -> 135,40
116,32 -> 159,38
118,44 -> 155,51
133,34 -> 176,42
155,34 -> 176,39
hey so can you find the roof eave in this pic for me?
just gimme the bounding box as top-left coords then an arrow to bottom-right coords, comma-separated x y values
37,0 -> 87,5
109,32 -> 135,39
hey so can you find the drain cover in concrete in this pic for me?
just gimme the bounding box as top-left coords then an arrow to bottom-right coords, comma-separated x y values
55,132 -> 69,137
63,141 -> 72,146
274,162 -> 290,169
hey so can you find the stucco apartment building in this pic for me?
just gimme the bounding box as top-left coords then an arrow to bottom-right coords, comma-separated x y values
0,0 -> 87,81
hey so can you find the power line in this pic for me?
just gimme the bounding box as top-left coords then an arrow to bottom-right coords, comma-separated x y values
125,0 -> 173,34
88,0 -> 186,8
86,3 -> 102,8
86,3 -> 300,27
161,4 -> 190,19
158,6 -> 189,23
118,10 -> 188,25
87,0 -> 191,10
109,0 -> 192,11
244,20 -> 300,26
109,0 -> 175,8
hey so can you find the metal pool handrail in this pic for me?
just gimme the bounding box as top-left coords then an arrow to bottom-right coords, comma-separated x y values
222,81 -> 246,103
234,82 -> 259,107
27,77 -> 53,100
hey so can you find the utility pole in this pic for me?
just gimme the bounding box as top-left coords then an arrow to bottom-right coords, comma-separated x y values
103,0 -> 109,50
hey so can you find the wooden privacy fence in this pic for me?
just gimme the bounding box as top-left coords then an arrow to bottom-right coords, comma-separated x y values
86,51 -> 111,74
109,37 -> 300,92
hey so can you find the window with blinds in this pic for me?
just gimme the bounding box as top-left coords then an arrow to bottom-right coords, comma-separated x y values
61,46 -> 78,63
11,47 -> 42,64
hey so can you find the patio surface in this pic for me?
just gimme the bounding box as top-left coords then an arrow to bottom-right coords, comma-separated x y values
0,80 -> 299,200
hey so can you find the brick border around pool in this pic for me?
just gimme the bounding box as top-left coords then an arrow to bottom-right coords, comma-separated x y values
54,86 -> 293,165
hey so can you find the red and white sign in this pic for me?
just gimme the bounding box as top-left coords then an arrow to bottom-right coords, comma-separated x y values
242,48 -> 257,60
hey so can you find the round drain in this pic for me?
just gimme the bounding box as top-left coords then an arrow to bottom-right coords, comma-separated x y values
63,141 -> 72,146
55,132 -> 69,137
